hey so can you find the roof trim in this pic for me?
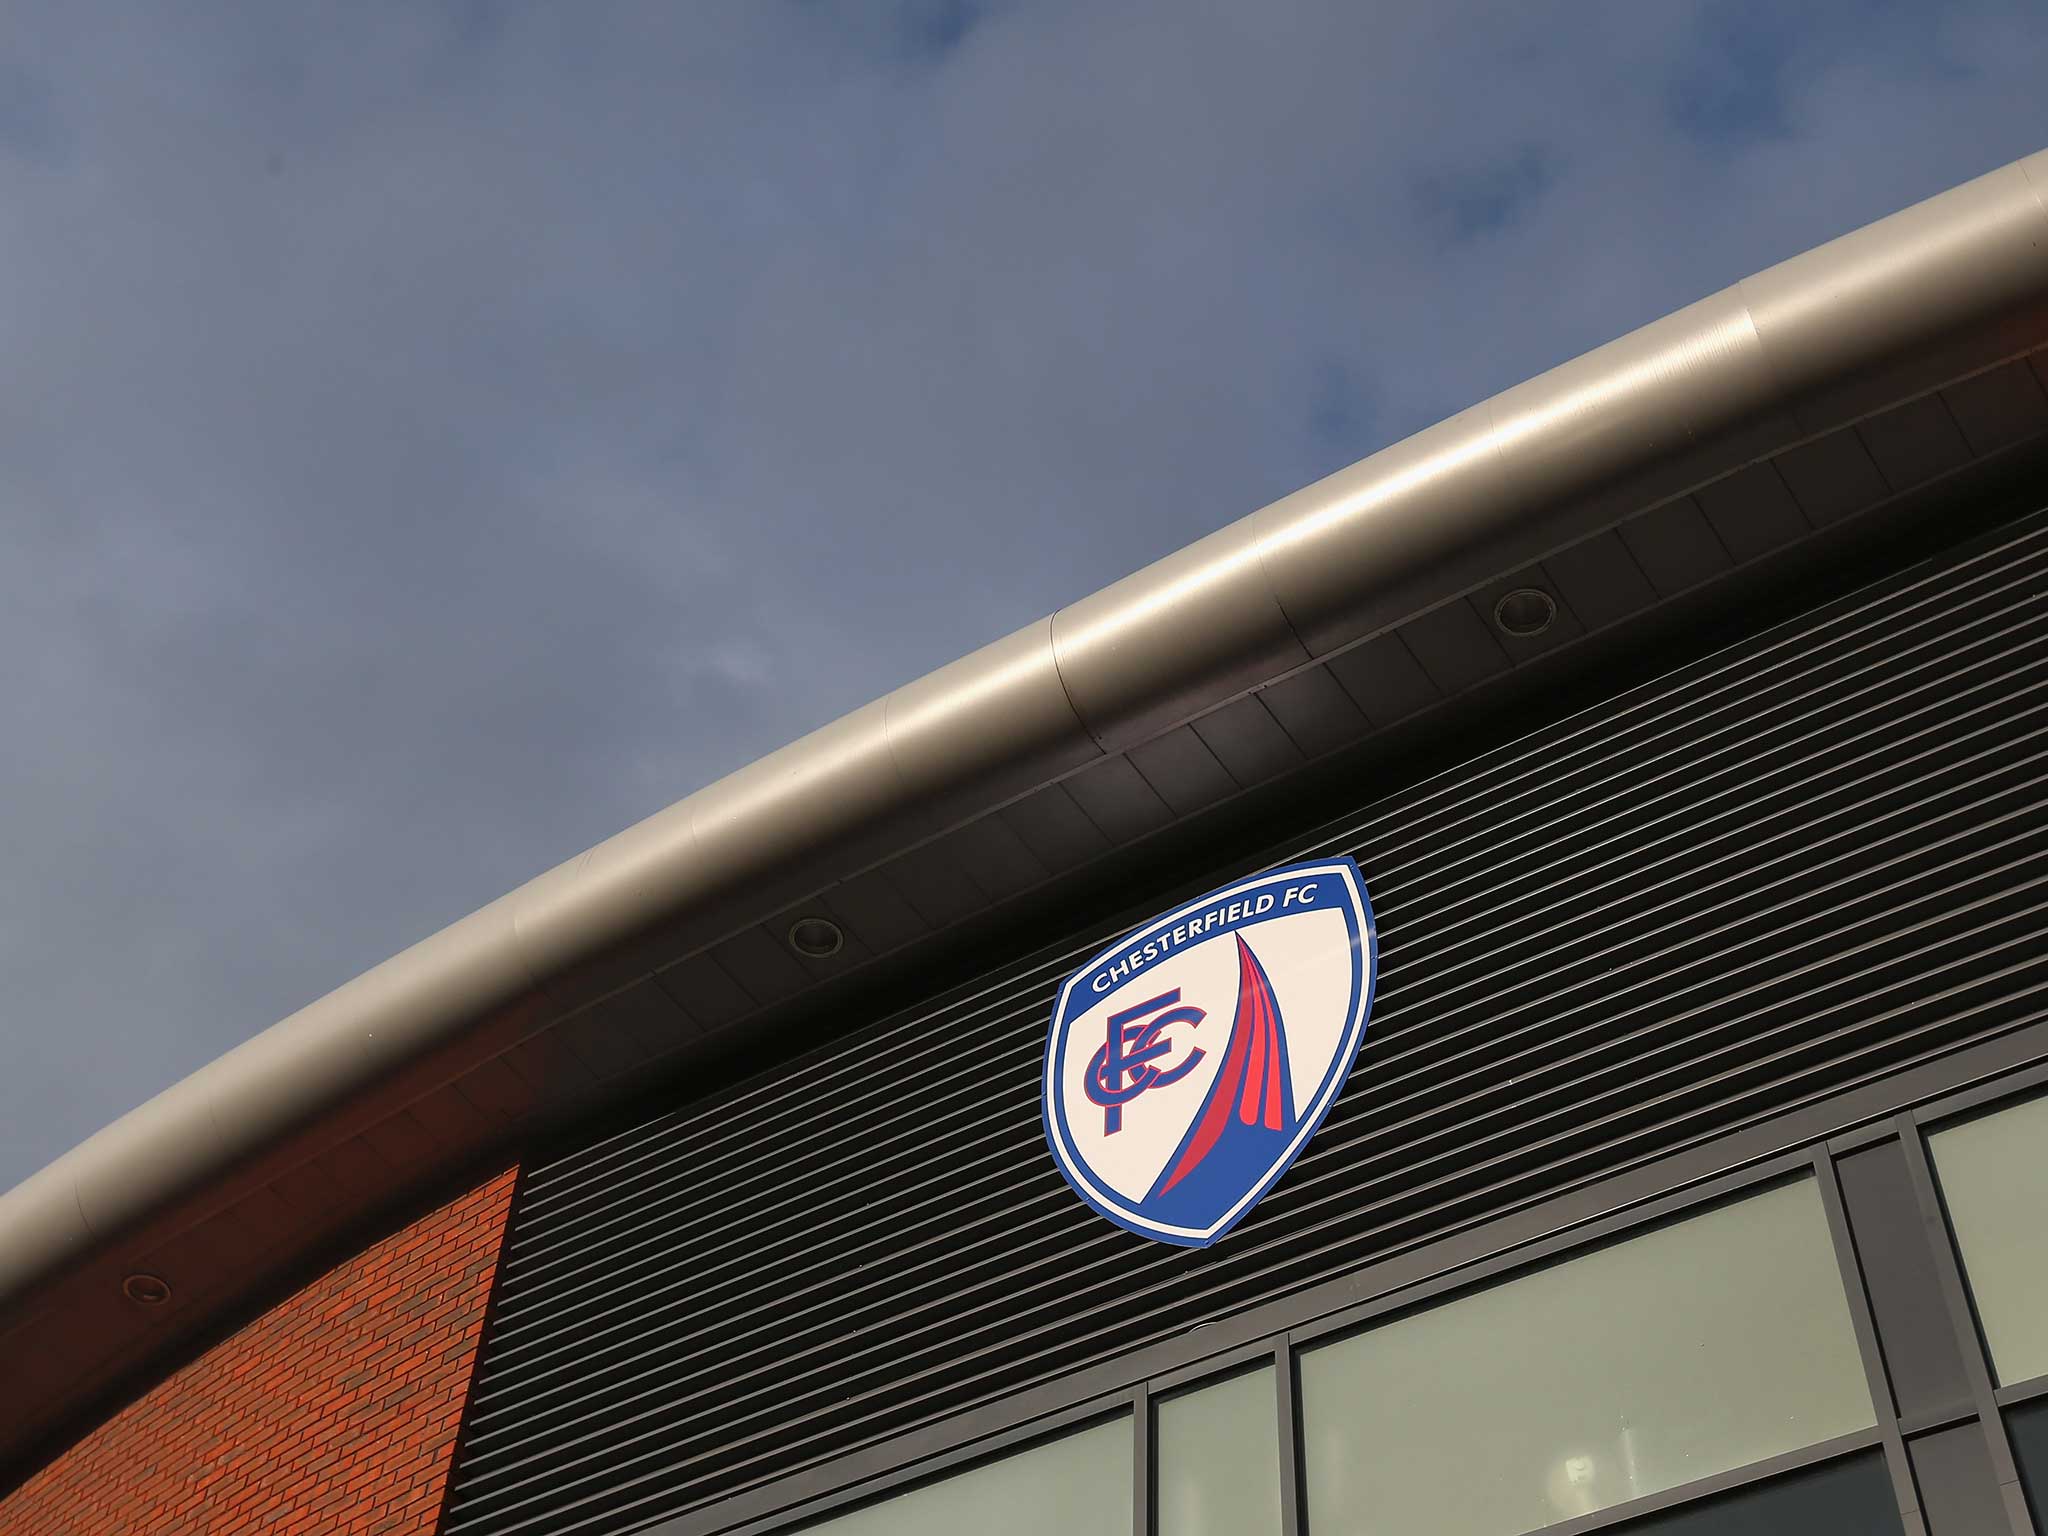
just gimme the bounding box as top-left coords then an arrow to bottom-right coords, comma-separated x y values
4,149 -> 2046,1360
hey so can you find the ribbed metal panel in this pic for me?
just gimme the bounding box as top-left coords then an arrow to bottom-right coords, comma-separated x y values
443,513 -> 2048,1536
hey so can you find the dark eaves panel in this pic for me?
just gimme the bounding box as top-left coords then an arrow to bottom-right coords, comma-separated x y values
2,151 -> 2047,1481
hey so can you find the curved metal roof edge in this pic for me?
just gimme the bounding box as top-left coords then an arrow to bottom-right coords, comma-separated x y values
3,148 -> 2046,1323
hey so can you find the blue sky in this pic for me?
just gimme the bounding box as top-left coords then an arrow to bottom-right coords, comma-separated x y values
2,1 -> 2044,1192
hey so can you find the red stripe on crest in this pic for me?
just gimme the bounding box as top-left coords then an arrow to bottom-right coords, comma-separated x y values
1158,934 -> 1284,1196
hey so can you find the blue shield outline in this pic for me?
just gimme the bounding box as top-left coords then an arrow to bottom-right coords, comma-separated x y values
1042,856 -> 1377,1247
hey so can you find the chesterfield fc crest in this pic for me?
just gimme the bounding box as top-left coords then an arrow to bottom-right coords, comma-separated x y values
1042,857 -> 1376,1247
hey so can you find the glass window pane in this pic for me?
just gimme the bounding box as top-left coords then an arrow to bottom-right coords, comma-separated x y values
1299,1177 -> 1874,1536
1603,1452 -> 1900,1536
1930,1091 -> 2048,1385
2004,1396 -> 2048,1524
797,1416 -> 1130,1536
1156,1365 -> 1282,1536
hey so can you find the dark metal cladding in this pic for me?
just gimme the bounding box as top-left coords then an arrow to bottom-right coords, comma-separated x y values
442,510 -> 2048,1536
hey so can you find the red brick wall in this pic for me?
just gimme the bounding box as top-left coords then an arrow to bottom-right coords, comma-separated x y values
0,1165 -> 517,1536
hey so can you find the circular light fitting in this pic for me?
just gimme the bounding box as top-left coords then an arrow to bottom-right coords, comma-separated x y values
123,1273 -> 172,1306
786,916 -> 845,959
1494,587 -> 1557,638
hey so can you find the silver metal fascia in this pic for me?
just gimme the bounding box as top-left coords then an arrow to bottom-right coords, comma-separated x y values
507,621 -> 1102,1017
881,618 -> 1101,826
1743,152 -> 2048,439
2,148 -> 2046,1361
513,697 -> 907,1013
0,893 -> 545,1312
1052,513 -> 1310,753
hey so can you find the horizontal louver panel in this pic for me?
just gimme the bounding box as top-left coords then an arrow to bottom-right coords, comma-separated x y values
444,513 -> 2048,1536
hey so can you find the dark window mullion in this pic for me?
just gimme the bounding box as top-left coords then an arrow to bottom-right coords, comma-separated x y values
1133,1383 -> 1150,1536
1811,1146 -> 1926,1533
1274,1341 -> 1303,1536
1894,1116 -> 2034,1535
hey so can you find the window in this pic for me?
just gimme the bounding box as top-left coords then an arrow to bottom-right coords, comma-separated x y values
1155,1365 -> 1282,1536
1296,1177 -> 1875,1536
795,1415 -> 1130,1536
1929,1089 -> 2048,1386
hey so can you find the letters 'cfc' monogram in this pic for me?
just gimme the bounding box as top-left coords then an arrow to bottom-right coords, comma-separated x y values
1081,989 -> 1205,1134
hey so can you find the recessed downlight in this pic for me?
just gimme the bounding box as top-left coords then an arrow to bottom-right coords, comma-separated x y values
123,1273 -> 171,1306
1494,587 -> 1557,638
787,916 -> 845,959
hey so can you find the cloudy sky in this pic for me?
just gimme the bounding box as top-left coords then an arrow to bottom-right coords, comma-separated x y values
1,1 -> 2044,1193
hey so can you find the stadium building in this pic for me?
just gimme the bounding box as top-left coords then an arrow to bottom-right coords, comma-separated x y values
6,149 -> 2048,1536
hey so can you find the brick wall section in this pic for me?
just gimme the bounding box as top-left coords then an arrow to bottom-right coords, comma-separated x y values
0,1166 -> 517,1536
